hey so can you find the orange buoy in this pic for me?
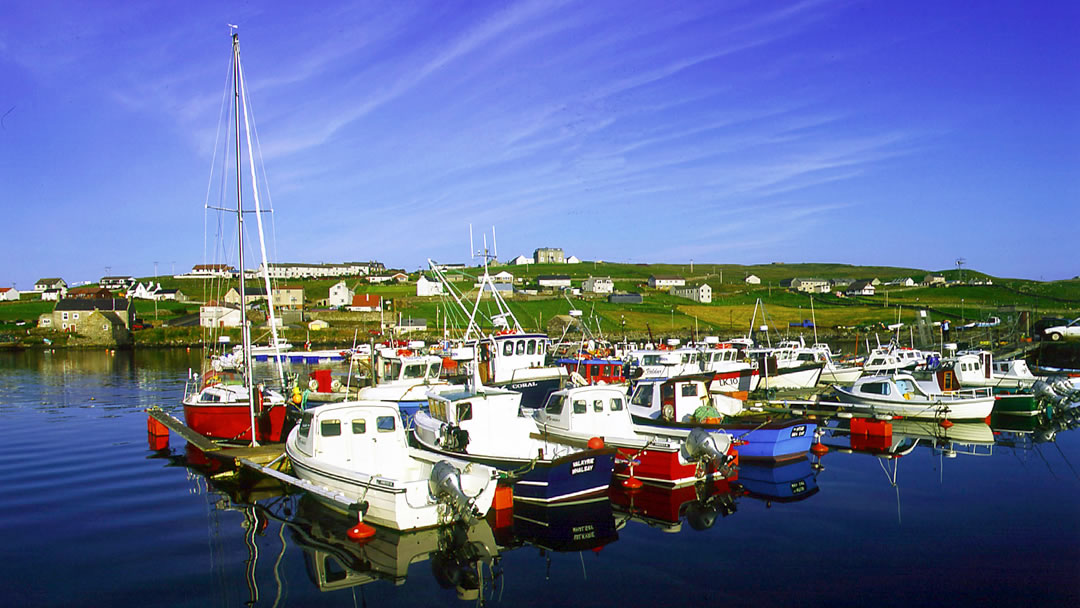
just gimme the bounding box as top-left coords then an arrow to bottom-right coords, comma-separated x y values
810,442 -> 829,456
622,476 -> 643,490
939,419 -> 954,429
588,437 -> 605,450
347,522 -> 376,541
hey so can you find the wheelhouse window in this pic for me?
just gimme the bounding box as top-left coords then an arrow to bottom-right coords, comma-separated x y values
352,420 -> 366,434
516,340 -> 526,355
573,400 -> 587,414
380,360 -> 402,382
593,400 -> 604,412
527,340 -> 537,355
681,383 -> 698,397
861,382 -> 891,395
429,399 -> 447,421
610,398 -> 624,411
298,412 -> 313,439
503,341 -> 513,356
544,394 -> 565,415
456,402 -> 472,421
321,420 -> 341,437
376,416 -> 395,432
427,362 -> 442,378
403,364 -> 424,379
630,385 -> 654,407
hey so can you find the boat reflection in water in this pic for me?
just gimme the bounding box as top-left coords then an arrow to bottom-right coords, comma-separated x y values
510,497 -> 618,553
737,456 -> 820,505
610,479 -> 738,533
290,497 -> 503,600
993,403 -> 1080,450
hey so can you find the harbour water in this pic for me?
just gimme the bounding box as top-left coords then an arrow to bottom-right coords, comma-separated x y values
2,349 -> 1078,607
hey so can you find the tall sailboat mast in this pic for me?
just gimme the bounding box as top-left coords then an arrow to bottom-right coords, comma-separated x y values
232,32 -> 258,447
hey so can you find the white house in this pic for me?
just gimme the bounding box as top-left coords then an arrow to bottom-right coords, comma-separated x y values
509,255 -> 532,266
492,271 -> 514,284
784,278 -> 831,293
846,281 -> 876,296
538,275 -> 572,289
34,278 -> 67,293
41,288 -> 67,301
200,305 -> 243,328
395,318 -> 428,334
0,287 -> 19,301
348,294 -> 382,312
672,283 -> 712,304
129,282 -> 161,300
648,275 -> 684,289
416,275 -> 444,297
744,274 -> 761,285
884,277 -> 916,287
566,255 -> 581,264
583,276 -> 614,294
328,281 -> 353,307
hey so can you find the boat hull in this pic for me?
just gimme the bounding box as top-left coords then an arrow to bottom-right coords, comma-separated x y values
820,365 -> 863,384
831,390 -> 995,421
495,375 -> 565,409
992,392 -> 1042,416
737,457 -> 819,503
609,478 -> 737,531
630,415 -> 816,462
759,362 -> 824,390
182,400 -> 291,443
612,445 -> 737,487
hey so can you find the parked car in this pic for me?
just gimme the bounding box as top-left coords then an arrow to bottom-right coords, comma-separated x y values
1032,317 -> 1068,341
1043,318 -> 1080,341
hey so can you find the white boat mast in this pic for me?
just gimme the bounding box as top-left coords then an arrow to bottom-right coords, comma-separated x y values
236,42 -> 286,389
231,32 -> 258,447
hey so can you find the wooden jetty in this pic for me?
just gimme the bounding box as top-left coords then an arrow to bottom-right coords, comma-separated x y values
146,406 -> 360,514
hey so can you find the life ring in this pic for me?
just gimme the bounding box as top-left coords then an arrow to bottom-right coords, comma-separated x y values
661,404 -> 675,421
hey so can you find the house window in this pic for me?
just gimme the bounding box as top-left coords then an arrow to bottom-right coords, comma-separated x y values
62,323 -> 67,330
73,313 -> 79,320
62,312 -> 69,321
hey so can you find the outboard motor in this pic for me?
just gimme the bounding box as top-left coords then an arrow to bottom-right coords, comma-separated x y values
438,423 -> 470,452
1032,379 -> 1058,401
428,460 -> 478,518
681,427 -> 729,462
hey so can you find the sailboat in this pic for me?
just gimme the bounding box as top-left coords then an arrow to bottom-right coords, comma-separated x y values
181,32 -> 293,445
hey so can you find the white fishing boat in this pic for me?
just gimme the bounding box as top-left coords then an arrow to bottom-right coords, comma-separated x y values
532,384 -> 737,487
948,351 -> 1040,389
353,348 -> 454,418
285,400 -> 499,531
772,341 -> 861,384
832,373 -> 995,421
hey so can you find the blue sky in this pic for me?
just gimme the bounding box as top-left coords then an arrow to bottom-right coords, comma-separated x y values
2,0 -> 1077,289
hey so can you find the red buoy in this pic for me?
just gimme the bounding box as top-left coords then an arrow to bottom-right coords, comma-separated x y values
588,437 -> 605,450
622,476 -> 643,490
810,442 -> 829,456
939,419 -> 954,429
347,522 -> 376,541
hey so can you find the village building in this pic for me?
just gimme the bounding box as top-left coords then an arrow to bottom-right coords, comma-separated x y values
671,283 -> 712,304
609,293 -> 643,304
368,271 -> 408,284
99,276 -> 136,291
744,274 -> 761,285
68,287 -> 115,299
846,281 -> 876,296
479,283 -> 515,298
537,275 -> 572,289
583,276 -> 614,294
0,287 -> 19,301
35,278 -> 67,293
923,274 -> 947,286
509,255 -> 532,266
224,287 -> 269,308
395,318 -> 428,334
177,264 -> 236,279
39,298 -> 135,331
328,281 -> 353,307
348,294 -> 383,312
416,275 -> 444,297
308,319 -> 330,331
783,278 -> 831,293
883,277 -> 916,287
566,255 -> 581,264
534,248 -> 565,264
41,287 -> 68,301
254,261 -> 381,280
199,304 -> 243,328
271,286 -> 305,310
648,275 -> 685,289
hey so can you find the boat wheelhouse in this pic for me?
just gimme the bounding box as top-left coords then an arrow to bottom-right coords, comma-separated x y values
182,371 -> 290,443
354,349 -> 453,419
627,374 -> 816,461
412,385 -> 616,504
285,400 -> 498,531
533,385 -> 737,487
556,357 -> 628,385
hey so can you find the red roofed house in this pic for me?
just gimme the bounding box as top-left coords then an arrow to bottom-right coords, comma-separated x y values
0,287 -> 19,301
348,294 -> 382,312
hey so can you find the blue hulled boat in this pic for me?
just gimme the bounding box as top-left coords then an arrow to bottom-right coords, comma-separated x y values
627,374 -> 816,462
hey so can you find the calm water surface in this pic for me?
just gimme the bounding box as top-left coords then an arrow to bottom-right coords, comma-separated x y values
1,349 -> 1078,607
